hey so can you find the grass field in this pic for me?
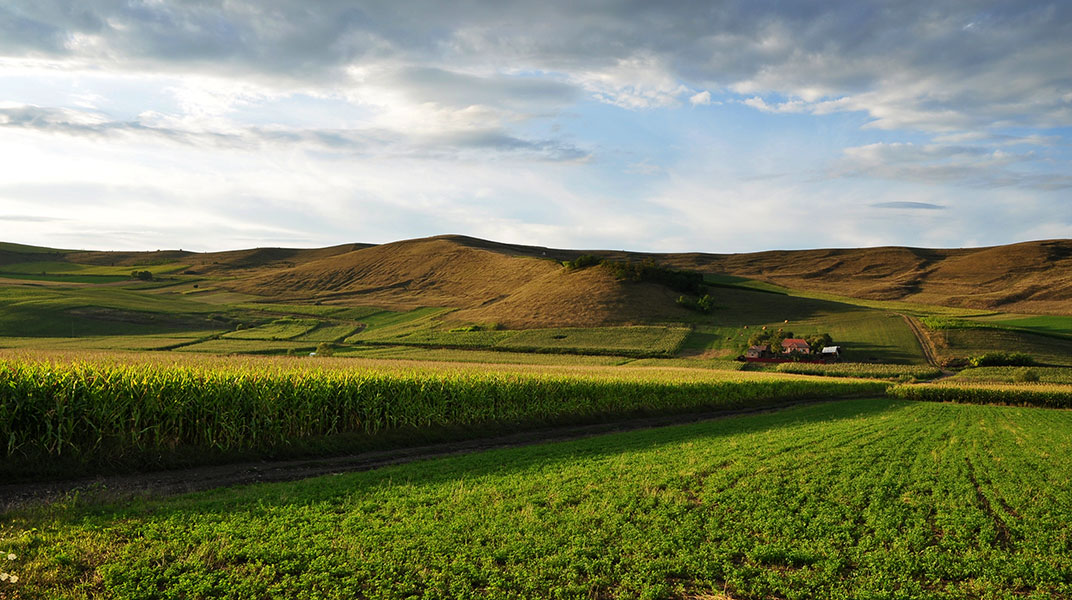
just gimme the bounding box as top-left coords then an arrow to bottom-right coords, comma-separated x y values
931,328 -> 1072,367
176,338 -> 314,354
346,309 -> 693,357
292,322 -> 362,342
222,318 -> 320,340
4,398 -> 1072,599
0,260 -> 187,276
674,287 -> 928,364
0,334 -> 216,351
979,315 -> 1072,338
333,345 -> 633,365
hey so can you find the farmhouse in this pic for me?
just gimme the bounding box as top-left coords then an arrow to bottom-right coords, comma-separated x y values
781,338 -> 811,354
745,344 -> 770,359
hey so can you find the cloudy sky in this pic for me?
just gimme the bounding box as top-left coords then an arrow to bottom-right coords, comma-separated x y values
1,1 -> 1070,253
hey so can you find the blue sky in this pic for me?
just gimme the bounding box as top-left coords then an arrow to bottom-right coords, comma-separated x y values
0,1 -> 1070,252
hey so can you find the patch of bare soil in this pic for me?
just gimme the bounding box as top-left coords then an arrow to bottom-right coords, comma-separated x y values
0,401 -> 819,512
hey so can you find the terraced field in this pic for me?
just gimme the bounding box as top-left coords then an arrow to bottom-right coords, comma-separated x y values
4,398 -> 1071,599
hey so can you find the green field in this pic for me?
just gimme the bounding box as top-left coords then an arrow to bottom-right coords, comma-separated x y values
674,287 -> 928,364
333,345 -> 633,365
981,315 -> 1072,338
222,318 -> 320,340
775,362 -> 943,380
933,328 -> 1072,367
345,309 -> 693,357
890,381 -> 1072,408
5,398 -> 1072,598
176,338 -> 314,354
292,322 -> 362,342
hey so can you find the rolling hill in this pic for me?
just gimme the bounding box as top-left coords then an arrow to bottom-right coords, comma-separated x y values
219,235 -> 1072,319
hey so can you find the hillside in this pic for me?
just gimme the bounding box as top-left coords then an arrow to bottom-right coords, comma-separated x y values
227,237 -> 692,326
222,235 -> 1072,319
656,240 -> 1072,316
2,235 -> 1070,329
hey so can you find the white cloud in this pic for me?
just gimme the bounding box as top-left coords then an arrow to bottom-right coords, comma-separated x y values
689,90 -> 711,106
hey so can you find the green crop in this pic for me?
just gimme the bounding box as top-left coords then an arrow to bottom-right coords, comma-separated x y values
0,355 -> 886,474
5,399 -> 1072,598
776,362 -> 942,379
890,381 -> 1072,408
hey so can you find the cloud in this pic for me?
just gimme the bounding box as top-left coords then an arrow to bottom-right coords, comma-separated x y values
872,201 -> 945,210
0,214 -> 66,222
689,90 -> 711,106
4,1 -> 1065,134
0,104 -> 589,162
834,142 -> 1072,190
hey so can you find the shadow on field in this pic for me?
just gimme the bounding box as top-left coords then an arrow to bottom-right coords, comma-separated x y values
12,397 -> 905,520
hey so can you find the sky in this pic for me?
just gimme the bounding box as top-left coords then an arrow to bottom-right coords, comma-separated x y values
0,1 -> 1070,253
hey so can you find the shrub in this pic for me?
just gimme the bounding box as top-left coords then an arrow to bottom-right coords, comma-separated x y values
677,294 -> 717,313
563,255 -> 602,270
969,352 -> 1036,367
1016,368 -> 1041,383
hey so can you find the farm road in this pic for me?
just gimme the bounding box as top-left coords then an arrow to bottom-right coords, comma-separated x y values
1,399 -> 831,512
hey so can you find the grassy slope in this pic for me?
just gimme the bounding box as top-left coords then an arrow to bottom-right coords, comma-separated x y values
676,286 -> 927,364
0,286 -> 229,337
6,398 -> 1072,599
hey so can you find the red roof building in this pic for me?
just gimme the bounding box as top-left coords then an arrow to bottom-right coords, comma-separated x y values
781,338 -> 811,353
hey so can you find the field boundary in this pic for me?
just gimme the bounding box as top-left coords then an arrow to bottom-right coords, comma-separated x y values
900,313 -> 940,367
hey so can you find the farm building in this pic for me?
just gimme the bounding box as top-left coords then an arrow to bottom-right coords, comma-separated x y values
746,345 -> 770,359
781,338 -> 811,354
821,346 -> 842,361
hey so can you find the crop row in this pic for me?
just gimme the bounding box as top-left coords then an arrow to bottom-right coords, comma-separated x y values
0,359 -> 886,471
889,381 -> 1072,408
8,399 -> 1072,598
776,362 -> 942,379
951,366 -> 1072,384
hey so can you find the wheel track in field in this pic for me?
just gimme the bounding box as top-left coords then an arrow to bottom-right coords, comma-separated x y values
0,397 -> 856,512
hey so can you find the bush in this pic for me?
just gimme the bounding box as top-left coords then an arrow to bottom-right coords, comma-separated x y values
603,259 -> 704,294
1016,368 -> 1041,383
941,357 -> 970,369
449,325 -> 484,332
969,352 -> 1036,367
563,255 -> 602,270
677,294 -> 717,313
315,342 -> 335,357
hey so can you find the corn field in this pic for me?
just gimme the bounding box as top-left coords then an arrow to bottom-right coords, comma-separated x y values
889,381 -> 1072,408
776,362 -> 942,380
0,357 -> 886,467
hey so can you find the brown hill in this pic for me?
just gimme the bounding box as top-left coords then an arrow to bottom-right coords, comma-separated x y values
227,237 -> 691,326
653,240 -> 1072,315
228,235 -> 1072,319
7,235 -> 1069,321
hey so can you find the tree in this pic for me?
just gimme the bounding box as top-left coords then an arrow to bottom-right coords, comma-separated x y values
807,333 -> 833,353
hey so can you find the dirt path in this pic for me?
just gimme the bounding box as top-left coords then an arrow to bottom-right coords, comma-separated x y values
0,400 -> 828,512
900,313 -> 940,367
